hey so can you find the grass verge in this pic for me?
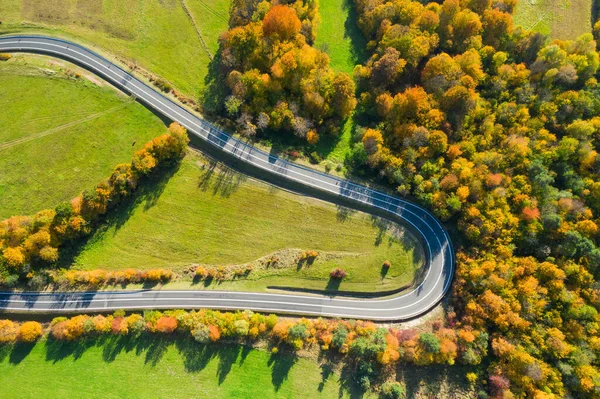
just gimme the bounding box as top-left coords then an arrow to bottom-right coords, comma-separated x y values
0,335 -> 475,399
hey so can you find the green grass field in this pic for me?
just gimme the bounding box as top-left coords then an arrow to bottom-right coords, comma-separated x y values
0,55 -> 166,219
513,0 -> 592,39
0,337 -> 363,399
71,150 -> 422,293
315,0 -> 366,74
0,0 -> 230,98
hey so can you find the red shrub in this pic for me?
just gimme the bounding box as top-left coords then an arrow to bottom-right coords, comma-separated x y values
330,268 -> 347,279
155,316 -> 178,334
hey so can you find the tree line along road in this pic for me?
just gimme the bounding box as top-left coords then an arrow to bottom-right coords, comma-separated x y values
0,35 -> 455,321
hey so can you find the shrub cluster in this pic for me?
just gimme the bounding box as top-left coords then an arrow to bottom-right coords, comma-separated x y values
50,268 -> 174,288
330,268 -> 347,279
194,264 -> 253,281
0,320 -> 43,343
0,123 -> 189,275
151,76 -> 173,93
298,250 -> 318,261
0,309 -> 486,389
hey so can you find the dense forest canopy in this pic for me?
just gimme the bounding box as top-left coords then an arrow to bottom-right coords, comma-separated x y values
210,0 -> 600,397
212,0 -> 356,143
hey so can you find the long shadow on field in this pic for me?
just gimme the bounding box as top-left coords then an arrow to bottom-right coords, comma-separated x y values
175,338 -> 242,384
55,163 -> 180,269
268,350 -> 298,391
38,334 -> 243,379
0,343 -> 11,363
336,205 -> 357,222
342,0 -> 368,67
8,342 -> 35,364
197,158 -> 246,198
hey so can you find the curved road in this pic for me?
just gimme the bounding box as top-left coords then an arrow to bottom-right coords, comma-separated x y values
0,36 -> 454,321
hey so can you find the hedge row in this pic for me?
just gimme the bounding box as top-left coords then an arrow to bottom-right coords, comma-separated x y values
0,309 -> 487,369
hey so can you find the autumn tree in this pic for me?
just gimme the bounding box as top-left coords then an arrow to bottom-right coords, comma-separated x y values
262,5 -> 301,40
17,321 -> 43,343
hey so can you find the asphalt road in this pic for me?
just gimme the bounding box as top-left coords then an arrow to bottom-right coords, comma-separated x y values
0,36 -> 455,321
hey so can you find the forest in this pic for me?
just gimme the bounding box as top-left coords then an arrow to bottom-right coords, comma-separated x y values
209,0 -> 600,397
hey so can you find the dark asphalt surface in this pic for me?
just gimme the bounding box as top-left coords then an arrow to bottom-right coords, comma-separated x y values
0,36 -> 454,320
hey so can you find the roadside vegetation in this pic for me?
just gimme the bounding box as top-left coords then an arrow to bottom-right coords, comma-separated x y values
0,55 -> 166,219
205,0 -> 356,146
4,0 -> 600,396
70,150 -> 421,293
0,310 -> 481,397
0,122 -> 189,280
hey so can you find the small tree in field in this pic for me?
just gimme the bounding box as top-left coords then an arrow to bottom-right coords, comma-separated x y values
330,268 -> 347,279
383,260 -> 392,269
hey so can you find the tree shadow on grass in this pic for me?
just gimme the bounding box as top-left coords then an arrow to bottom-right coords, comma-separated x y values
268,350 -> 298,391
197,158 -> 247,198
318,362 -> 334,392
9,334 -> 261,388
339,361 -> 368,399
55,162 -> 180,269
8,342 -> 35,364
175,338 -> 215,372
175,338 -> 241,385
326,276 -> 342,292
342,0 -> 368,67
143,336 -> 170,366
0,344 -> 12,363
44,337 -> 96,363
370,216 -> 396,247
216,344 -> 241,384
317,351 -> 366,398
239,344 -> 252,366
380,266 -> 389,280
336,204 -> 357,222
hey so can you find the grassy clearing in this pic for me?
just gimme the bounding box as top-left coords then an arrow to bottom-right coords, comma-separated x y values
315,0 -> 366,74
513,0 -> 592,39
72,150 -> 422,293
0,55 -> 166,219
0,337 -> 362,399
0,0 -> 230,98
